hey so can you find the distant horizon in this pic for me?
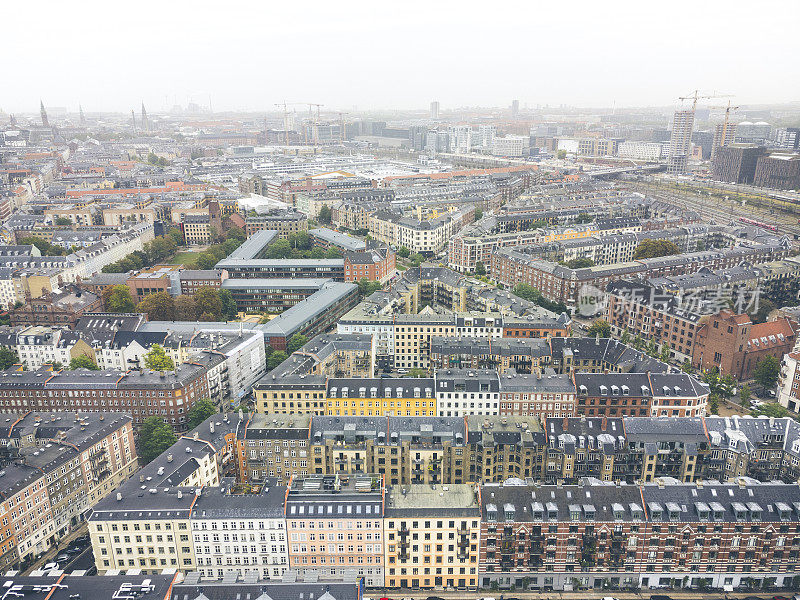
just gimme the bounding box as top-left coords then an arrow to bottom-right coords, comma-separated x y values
3,0 -> 798,115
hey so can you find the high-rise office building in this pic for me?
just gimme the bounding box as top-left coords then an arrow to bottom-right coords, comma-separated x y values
711,145 -> 765,184
667,109 -> 694,173
754,153 -> 800,190
775,128 -> 800,150
430,101 -> 440,119
511,99 -> 519,118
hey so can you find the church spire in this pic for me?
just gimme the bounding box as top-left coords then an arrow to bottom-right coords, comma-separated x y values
40,100 -> 49,127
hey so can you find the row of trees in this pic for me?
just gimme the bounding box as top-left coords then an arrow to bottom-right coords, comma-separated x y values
511,283 -> 568,314
102,235 -> 178,273
264,232 -> 341,260
396,247 -> 425,267
193,227 -> 247,269
135,287 -> 238,322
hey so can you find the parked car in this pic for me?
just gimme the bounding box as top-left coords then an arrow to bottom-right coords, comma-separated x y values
43,562 -> 58,570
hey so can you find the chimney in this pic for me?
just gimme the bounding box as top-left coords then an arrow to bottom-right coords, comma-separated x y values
601,416 -> 607,432
562,416 -> 569,432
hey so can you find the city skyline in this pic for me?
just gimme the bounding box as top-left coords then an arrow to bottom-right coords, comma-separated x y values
4,0 -> 799,113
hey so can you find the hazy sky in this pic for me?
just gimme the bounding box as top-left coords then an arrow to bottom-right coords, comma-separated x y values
6,0 -> 799,114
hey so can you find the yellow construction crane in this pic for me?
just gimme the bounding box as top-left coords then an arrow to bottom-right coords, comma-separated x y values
709,100 -> 740,149
274,102 -> 305,145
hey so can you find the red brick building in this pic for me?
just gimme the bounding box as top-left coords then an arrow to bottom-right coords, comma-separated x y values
10,285 -> 102,328
0,364 -> 209,431
692,310 -> 797,380
343,248 -> 396,283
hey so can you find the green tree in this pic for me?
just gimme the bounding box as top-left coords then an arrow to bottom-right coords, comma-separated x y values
174,295 -> 198,320
659,345 -> 671,362
287,334 -> 309,354
474,207 -> 483,220
0,347 -> 19,370
137,292 -> 175,321
620,329 -> 632,345
586,319 -> 611,338
20,236 -> 65,256
751,403 -> 788,418
318,205 -> 332,224
266,239 -> 291,259
739,383 -> 751,407
749,297 -> 776,324
575,213 -> 593,224
753,355 -> 780,393
474,261 -> 486,276
357,278 -> 382,298
187,398 -> 217,428
267,350 -> 288,370
196,252 -> 218,270
709,394 -> 720,415
139,416 -> 177,464
69,355 -> 98,370
633,239 -> 681,259
681,359 -> 694,373
701,368 -> 736,399
556,149 -> 567,159
54,216 -> 72,227
219,289 -> 238,320
106,285 -> 136,313
564,258 -> 594,269
409,253 -> 425,268
144,344 -> 175,371
194,287 -> 223,321
407,367 -> 427,377
397,246 -> 410,259
167,227 -> 185,246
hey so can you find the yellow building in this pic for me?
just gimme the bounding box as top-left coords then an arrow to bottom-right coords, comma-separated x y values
253,375 -> 328,414
326,378 -> 436,416
384,483 -> 481,589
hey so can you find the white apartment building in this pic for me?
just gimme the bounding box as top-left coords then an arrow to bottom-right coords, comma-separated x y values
190,486 -> 289,581
778,350 -> 800,412
435,369 -> 501,417
15,326 -> 87,369
618,141 -> 666,161
491,135 -> 527,157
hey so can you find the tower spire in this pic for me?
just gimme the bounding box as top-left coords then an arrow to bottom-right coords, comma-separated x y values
131,109 -> 136,135
141,102 -> 148,133
40,100 -> 49,128
79,104 -> 86,125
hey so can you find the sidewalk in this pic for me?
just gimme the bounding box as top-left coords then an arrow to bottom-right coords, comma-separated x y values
21,523 -> 89,576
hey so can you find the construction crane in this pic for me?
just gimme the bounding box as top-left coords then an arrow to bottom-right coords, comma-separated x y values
678,90 -> 733,112
709,100 -> 740,152
306,103 -> 324,144
274,102 -> 305,145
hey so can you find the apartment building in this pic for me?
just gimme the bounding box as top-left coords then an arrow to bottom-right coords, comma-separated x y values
0,364 -> 210,431
498,371 -> 578,420
190,481 -> 290,581
245,209 -> 308,238
574,372 -> 709,418
254,375 -> 328,414
480,479 -> 800,592
326,378 -> 436,417
435,369 -> 500,417
14,326 -> 94,369
0,412 -> 136,569
384,483 -> 481,589
285,474 -> 385,586
179,269 -> 228,295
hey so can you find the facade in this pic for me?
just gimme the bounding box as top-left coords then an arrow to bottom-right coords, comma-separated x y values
0,412 -> 137,569
754,153 -> 800,190
343,248 -> 396,283
667,109 -> 694,174
179,269 -> 227,295
691,309 -> 797,380
285,474 -> 385,586
384,483 -> 481,589
711,145 -> 765,184
327,378 -> 436,417
10,285 -> 101,328
435,369 -> 500,417
245,209 -> 308,238
0,364 -> 210,431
